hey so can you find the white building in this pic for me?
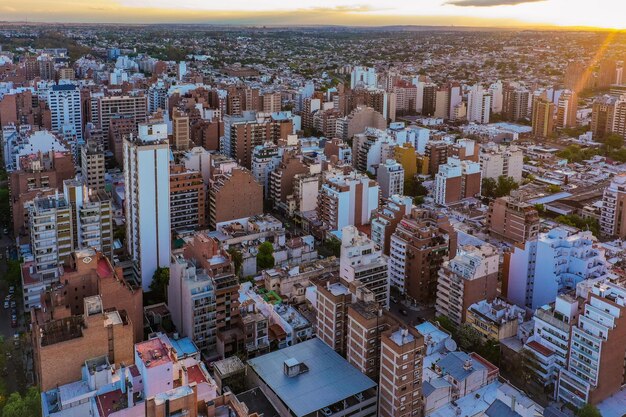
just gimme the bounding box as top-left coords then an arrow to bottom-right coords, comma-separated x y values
506,228 -> 610,310
479,143 -> 524,182
317,171 -> 379,232
467,84 -> 492,124
600,174 -> 626,237
433,157 -> 482,206
123,121 -> 171,291
3,127 -> 68,172
339,225 -> 389,307
47,84 -> 83,145
377,159 -> 404,199
488,80 -> 504,114
350,66 -> 377,89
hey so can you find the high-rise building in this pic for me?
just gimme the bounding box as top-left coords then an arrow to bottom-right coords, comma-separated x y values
600,174 -> 626,238
47,84 -> 83,153
208,167 -> 263,229
350,66 -> 378,89
487,194 -> 540,244
389,207 -> 457,304
434,157 -> 481,206
422,83 -> 437,116
531,94 -> 555,139
435,243 -> 499,326
502,84 -> 530,122
169,164 -> 206,231
564,62 -> 590,91
340,225 -> 390,307
376,159 -> 404,199
317,171 -> 379,232
556,90 -> 578,129
312,275 -> 353,356
98,95 -> 148,139
269,152 -> 309,209
591,95 -> 620,140
467,84 -> 491,124
424,140 -> 449,176
262,91 -> 282,113
597,60 -> 618,88
80,139 -> 105,191
108,115 -> 137,166
504,228 -> 609,310
378,327 -> 424,417
123,121 -> 171,291
488,80 -> 504,114
393,143 -> 417,180
557,281 -> 626,407
171,109 -> 190,150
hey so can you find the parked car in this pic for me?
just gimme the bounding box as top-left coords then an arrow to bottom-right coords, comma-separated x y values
8,286 -> 15,295
400,309 -> 408,316
11,317 -> 17,328
13,333 -> 20,346
10,301 -> 16,308
3,300 -> 8,309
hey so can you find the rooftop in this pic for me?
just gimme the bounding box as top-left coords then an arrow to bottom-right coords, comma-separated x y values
247,338 -> 376,417
135,338 -> 171,369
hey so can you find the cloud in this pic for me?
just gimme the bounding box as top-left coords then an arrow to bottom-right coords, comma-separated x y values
444,0 -> 545,6
301,5 -> 386,13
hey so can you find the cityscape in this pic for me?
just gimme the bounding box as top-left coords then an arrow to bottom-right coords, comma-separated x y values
0,2 -> 625,417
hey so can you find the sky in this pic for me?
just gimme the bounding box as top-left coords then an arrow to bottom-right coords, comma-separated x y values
0,0 -> 624,29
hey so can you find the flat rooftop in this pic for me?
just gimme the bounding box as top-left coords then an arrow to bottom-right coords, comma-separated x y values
247,338 -> 376,417
135,338 -> 171,369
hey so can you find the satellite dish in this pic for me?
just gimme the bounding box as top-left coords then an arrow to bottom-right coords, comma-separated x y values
445,338 -> 457,352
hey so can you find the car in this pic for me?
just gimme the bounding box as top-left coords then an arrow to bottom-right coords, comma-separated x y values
10,318 -> 17,328
10,301 -> 16,308
3,228 -> 8,235
400,309 -> 408,316
3,301 -> 8,309
8,286 -> 15,294
13,333 -> 20,346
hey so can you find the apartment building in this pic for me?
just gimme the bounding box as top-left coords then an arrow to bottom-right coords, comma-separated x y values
80,139 -> 105,191
377,159 -> 404,199
479,143 -> 524,182
108,115 -> 136,165
269,152 -> 308,209
98,95 -> 148,139
312,275 -> 353,356
487,194 -> 540,244
123,121 -> 171,291
172,109 -> 191,150
466,298 -> 525,341
600,174 -> 626,238
251,142 -> 281,196
504,228 -> 609,310
389,207 -> 457,304
208,167 -> 263,229
371,195 -> 413,255
424,140 -> 449,176
169,253 -> 217,354
531,94 -> 555,139
378,327 -> 424,417
169,164 -> 206,231
435,243 -> 499,326
434,157 -> 481,206
556,90 -> 578,129
467,84 -> 491,124
502,84 -> 530,122
557,282 -> 626,407
47,84 -> 83,145
317,171 -> 379,232
340,225 -> 390,308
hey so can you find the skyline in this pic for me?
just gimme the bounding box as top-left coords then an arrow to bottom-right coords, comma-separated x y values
1,0 -> 625,30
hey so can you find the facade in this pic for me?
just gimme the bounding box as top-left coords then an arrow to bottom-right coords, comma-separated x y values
591,95 -> 619,140
502,85 -> 530,122
504,228 -> 609,310
376,159 -> 404,199
123,121 -> 171,291
340,226 -> 390,308
317,171 -> 379,232
251,143 -> 281,197
435,243 -> 499,326
467,84 -> 491,124
371,195 -> 413,255
394,143 -> 417,179
47,84 -> 83,147
169,164 -> 206,231
556,90 -> 578,129
171,109 -> 190,150
479,143 -> 524,182
269,152 -> 308,209
434,157 -> 481,206
487,194 -> 540,244
208,167 -> 263,229
312,276 -> 352,356
378,327 -> 424,417
531,94 -> 555,139
557,282 -> 626,407
98,95 -> 148,139
80,139 -> 106,191
389,207 -> 456,304
600,174 -> 626,238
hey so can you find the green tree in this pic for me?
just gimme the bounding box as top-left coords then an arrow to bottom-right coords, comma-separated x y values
256,242 -> 275,270
456,324 -> 482,350
1,387 -> 41,417
494,176 -> 519,198
149,267 -> 170,304
228,248 -> 243,276
534,203 -> 545,213
547,184 -> 562,194
434,316 -> 456,334
404,177 -> 428,198
604,133 -> 623,154
576,404 -> 602,417
555,214 -> 600,237
481,177 -> 497,199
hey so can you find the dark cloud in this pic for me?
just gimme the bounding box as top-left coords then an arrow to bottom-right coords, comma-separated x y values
444,0 -> 545,6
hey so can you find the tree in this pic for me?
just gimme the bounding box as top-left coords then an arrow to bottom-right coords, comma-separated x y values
494,176 -> 519,198
456,324 -> 482,350
1,387 -> 41,417
149,267 -> 170,304
547,184 -> 561,194
256,242 -> 275,270
604,133 -> 623,154
404,177 -> 428,198
481,177 -> 497,199
555,214 -> 600,237
228,248 -> 243,276
576,404 -> 602,417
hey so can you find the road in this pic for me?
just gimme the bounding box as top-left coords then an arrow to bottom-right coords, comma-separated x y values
0,232 -> 30,393
388,298 -> 436,327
